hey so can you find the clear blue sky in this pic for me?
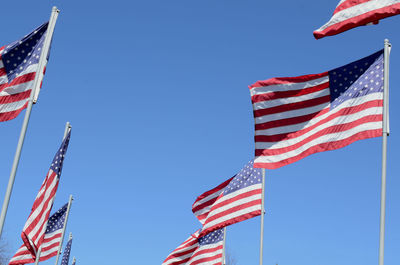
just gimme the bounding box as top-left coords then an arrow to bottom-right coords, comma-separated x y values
0,1 -> 399,265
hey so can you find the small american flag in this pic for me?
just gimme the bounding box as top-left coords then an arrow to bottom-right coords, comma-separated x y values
196,161 -> 263,237
314,0 -> 400,39
9,203 -> 69,265
187,229 -> 224,265
192,177 -> 233,225
162,229 -> 224,265
250,50 -> 384,169
60,236 -> 72,265
162,230 -> 200,265
21,129 -> 71,258
0,22 -> 50,121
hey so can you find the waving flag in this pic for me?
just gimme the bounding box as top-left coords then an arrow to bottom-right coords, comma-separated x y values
192,177 -> 233,225
0,22 -> 51,121
21,130 -> 71,258
10,204 -> 68,265
187,229 -> 223,265
249,50 -> 384,169
314,0 -> 400,39
196,161 -> 262,237
60,236 -> 72,265
162,230 -> 200,265
162,229 -> 224,265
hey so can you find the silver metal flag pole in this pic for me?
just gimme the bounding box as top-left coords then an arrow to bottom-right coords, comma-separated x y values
54,195 -> 73,265
222,227 -> 227,265
34,247 -> 42,265
378,39 -> 391,265
259,168 -> 266,265
0,6 -> 60,238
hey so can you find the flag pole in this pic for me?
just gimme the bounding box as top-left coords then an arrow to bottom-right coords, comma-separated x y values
222,227 -> 226,265
259,168 -> 266,265
54,195 -> 73,265
34,246 -> 42,265
378,39 -> 391,265
0,6 -> 60,238
72,257 -> 76,265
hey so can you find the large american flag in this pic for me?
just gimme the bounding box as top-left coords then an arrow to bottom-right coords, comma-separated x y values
195,161 -> 263,237
162,229 -> 224,265
0,22 -> 50,121
249,50 -> 384,169
9,203 -> 69,265
21,130 -> 71,258
314,0 -> 400,39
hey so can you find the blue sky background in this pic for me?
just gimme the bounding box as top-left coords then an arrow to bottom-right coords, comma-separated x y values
0,1 -> 399,265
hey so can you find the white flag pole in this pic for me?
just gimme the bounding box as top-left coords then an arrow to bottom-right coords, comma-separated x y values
259,168 -> 266,265
222,227 -> 227,265
0,6 -> 60,238
54,195 -> 73,265
378,39 -> 391,265
34,246 -> 42,265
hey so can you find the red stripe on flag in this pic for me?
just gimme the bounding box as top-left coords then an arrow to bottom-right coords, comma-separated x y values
0,102 -> 27,122
200,210 -> 262,237
253,95 -> 330,117
254,129 -> 382,169
255,99 -> 383,139
249,72 -> 328,89
252,82 -> 329,103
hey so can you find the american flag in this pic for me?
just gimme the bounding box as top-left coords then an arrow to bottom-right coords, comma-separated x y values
192,177 -> 233,225
9,203 -> 69,265
249,50 -> 384,169
196,161 -> 263,237
187,229 -> 224,265
314,0 -> 400,39
162,230 -> 200,265
0,22 -> 50,121
162,229 -> 224,265
60,236 -> 72,265
21,129 -> 71,258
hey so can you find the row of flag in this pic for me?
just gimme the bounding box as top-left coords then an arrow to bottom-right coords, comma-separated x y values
163,161 -> 263,265
9,127 -> 76,265
163,1 -> 398,264
0,7 -> 77,265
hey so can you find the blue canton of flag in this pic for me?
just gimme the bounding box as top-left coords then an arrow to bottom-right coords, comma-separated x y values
61,237 -> 73,265
187,229 -> 224,265
223,160 -> 262,195
45,203 -> 68,234
198,229 -> 224,246
329,50 -> 384,109
51,130 -> 71,177
2,22 -> 48,82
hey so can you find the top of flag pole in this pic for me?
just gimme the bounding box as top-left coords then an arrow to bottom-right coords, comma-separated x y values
33,6 -> 60,103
